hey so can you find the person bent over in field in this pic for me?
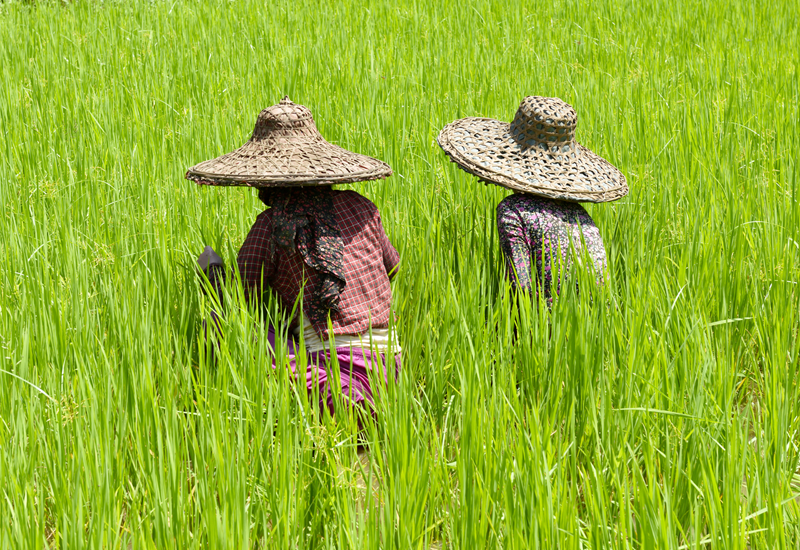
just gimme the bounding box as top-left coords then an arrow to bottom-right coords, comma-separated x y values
187,97 -> 400,425
438,96 -> 628,302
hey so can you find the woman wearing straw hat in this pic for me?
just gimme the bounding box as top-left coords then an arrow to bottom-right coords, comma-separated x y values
188,97 -> 400,423
438,96 -> 627,301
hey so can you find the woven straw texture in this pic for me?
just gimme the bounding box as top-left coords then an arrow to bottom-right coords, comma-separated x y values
437,96 -> 628,203
186,97 -> 392,187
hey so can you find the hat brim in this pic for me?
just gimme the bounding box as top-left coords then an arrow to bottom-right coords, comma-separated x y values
438,118 -> 628,203
186,134 -> 392,187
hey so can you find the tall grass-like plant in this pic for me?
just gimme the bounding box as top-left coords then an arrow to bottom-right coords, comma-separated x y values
0,0 -> 798,547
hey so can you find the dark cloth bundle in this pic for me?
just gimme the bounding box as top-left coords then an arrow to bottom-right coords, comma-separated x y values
259,187 -> 345,327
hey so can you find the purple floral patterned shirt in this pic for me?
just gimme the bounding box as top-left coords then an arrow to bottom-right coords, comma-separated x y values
496,193 -> 607,299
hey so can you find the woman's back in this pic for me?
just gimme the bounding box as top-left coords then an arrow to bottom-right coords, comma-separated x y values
238,189 -> 399,338
496,193 -> 606,298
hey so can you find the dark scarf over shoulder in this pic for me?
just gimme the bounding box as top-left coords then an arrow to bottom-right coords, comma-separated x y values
259,187 -> 345,327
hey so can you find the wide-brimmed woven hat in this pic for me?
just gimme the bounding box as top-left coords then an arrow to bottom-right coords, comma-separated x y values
437,96 -> 627,202
186,97 -> 392,187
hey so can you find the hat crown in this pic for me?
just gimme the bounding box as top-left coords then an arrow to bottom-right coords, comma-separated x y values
251,96 -> 319,140
510,96 -> 578,157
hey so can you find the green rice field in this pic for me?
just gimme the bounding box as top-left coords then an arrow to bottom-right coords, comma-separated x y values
1,0 -> 799,547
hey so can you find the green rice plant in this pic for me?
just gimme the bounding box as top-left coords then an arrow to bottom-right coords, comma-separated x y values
0,0 -> 798,547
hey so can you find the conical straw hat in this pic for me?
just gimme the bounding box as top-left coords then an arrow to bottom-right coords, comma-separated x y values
186,97 -> 392,187
437,96 -> 627,203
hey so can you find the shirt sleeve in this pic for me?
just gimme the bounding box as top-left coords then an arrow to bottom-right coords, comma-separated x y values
237,210 -> 274,305
375,210 -> 400,280
496,199 -> 532,291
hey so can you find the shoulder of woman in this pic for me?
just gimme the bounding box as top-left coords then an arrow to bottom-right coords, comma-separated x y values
335,188 -> 368,202
496,192 -> 529,212
335,189 -> 379,213
252,207 -> 275,230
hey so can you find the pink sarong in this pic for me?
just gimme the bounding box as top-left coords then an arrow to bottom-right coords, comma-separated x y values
267,326 -> 400,421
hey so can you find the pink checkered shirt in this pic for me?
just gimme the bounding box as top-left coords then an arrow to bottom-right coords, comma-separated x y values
237,190 -> 399,338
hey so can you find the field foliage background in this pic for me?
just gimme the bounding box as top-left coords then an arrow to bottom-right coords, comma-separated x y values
1,0 -> 799,547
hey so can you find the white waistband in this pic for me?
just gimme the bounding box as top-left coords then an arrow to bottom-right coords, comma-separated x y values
294,318 -> 402,355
